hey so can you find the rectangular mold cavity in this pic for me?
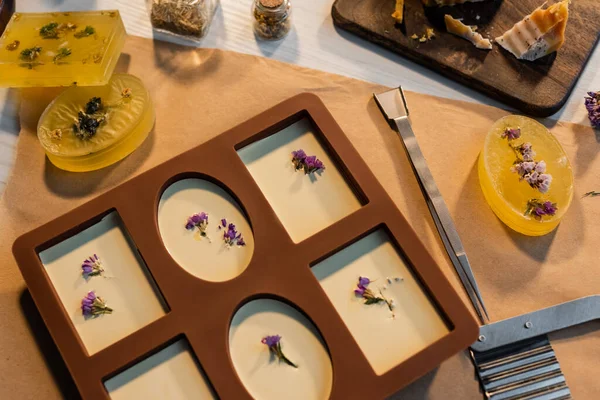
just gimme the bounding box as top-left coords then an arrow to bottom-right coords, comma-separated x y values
104,337 -> 217,399
237,117 -> 363,243
38,211 -> 168,355
311,229 -> 450,376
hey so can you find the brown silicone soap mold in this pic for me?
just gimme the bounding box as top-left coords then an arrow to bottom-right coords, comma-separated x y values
13,93 -> 478,399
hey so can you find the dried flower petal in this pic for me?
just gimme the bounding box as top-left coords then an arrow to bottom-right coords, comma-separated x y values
502,127 -> 521,140
222,220 -> 245,247
525,199 -> 558,220
354,276 -> 394,316
186,212 -> 210,241
81,291 -> 113,317
82,254 -> 104,277
291,149 -> 325,175
121,88 -> 132,98
261,335 -> 297,368
584,91 -> 600,129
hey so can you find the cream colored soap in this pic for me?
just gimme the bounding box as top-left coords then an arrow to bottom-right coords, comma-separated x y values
312,229 -> 449,375
38,212 -> 167,355
229,299 -> 333,400
105,339 -> 217,400
237,118 -> 362,243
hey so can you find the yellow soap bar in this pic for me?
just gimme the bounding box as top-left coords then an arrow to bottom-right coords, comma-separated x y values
38,73 -> 154,172
478,115 -> 573,236
0,10 -> 126,87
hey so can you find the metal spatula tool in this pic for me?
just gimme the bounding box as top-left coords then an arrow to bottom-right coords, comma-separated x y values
374,87 -> 599,400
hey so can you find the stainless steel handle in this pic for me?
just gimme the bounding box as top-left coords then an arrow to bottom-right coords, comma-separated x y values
472,295 -> 600,352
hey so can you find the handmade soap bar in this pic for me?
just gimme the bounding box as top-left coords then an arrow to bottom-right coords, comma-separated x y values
37,73 -> 154,172
0,10 -> 125,87
479,115 -> 573,236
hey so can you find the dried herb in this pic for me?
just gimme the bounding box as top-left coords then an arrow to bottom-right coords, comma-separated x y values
74,111 -> 104,139
151,0 -> 210,39
583,191 -> 600,198
39,22 -> 77,39
525,199 -> 557,220
253,0 -> 292,40
261,335 -> 298,368
20,46 -> 42,61
74,26 -> 95,39
53,47 -> 72,64
85,97 -> 102,114
5,40 -> 20,51
40,22 -> 60,39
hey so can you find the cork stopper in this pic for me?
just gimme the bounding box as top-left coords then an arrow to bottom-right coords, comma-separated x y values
259,0 -> 284,8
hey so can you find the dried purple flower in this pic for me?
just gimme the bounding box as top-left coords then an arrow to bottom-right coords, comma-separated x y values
525,199 -> 558,220
584,91 -> 600,128
220,218 -> 227,228
354,276 -> 395,316
222,221 -> 246,247
502,127 -> 521,140
261,335 -> 297,368
510,142 -> 536,162
186,212 -> 210,241
81,291 -> 113,317
291,149 -> 325,175
511,160 -> 552,194
358,276 -> 370,287
81,254 -> 104,277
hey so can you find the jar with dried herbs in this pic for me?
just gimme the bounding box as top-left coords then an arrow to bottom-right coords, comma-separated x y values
252,0 -> 292,41
150,0 -> 218,42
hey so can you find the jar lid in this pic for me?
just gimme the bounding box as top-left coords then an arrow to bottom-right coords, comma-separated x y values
259,0 -> 284,8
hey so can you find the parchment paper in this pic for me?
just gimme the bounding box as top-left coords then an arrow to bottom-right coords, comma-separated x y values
0,35 -> 598,399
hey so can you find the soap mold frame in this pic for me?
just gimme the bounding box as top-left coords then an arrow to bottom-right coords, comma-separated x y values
13,93 -> 478,399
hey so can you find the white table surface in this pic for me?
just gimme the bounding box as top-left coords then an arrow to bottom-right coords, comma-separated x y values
1,0 -> 599,195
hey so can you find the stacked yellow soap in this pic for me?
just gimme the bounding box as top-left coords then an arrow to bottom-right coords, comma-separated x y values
0,11 -> 155,172
478,115 -> 573,236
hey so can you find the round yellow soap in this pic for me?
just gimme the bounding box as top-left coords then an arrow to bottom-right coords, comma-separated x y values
37,73 -> 154,172
478,115 -> 573,236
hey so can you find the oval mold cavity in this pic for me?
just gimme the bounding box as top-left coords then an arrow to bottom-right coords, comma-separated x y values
158,178 -> 254,282
229,298 -> 333,400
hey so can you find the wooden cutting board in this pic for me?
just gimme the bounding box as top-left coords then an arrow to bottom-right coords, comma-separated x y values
332,0 -> 600,117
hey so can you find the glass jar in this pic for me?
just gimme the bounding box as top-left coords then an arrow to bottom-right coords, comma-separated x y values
150,0 -> 218,42
252,0 -> 292,41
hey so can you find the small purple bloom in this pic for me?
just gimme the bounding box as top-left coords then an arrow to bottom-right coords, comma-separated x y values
186,212 -> 211,240
81,291 -> 113,317
525,199 -> 558,220
222,220 -> 246,247
291,149 -> 325,175
220,218 -> 227,228
502,127 -> 521,140
354,287 -> 366,296
292,149 -> 307,161
358,276 -> 370,288
534,160 -> 546,173
543,201 -> 558,216
261,335 -> 297,368
261,335 -> 281,347
537,174 -> 552,194
81,254 -> 104,277
585,91 -> 600,128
